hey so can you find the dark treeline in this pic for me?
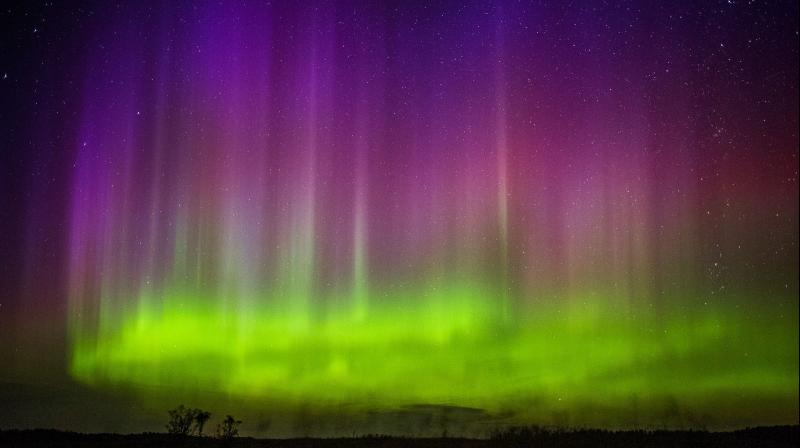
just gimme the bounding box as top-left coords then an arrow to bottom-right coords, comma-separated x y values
0,426 -> 797,448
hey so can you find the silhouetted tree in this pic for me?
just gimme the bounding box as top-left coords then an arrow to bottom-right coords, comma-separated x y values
216,415 -> 242,439
194,410 -> 212,436
166,405 -> 197,435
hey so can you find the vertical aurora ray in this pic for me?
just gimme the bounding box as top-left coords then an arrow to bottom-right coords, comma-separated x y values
494,8 -> 511,320
45,0 -> 798,431
352,86 -> 369,322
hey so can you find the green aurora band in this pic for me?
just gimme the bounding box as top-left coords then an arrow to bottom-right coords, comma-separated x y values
70,285 -> 798,427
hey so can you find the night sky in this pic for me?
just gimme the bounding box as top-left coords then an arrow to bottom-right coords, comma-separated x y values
0,0 -> 798,437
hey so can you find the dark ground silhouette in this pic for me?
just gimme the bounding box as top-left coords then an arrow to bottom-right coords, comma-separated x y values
0,426 -> 797,447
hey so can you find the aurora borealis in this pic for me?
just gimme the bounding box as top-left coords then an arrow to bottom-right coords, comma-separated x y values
0,0 -> 798,437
